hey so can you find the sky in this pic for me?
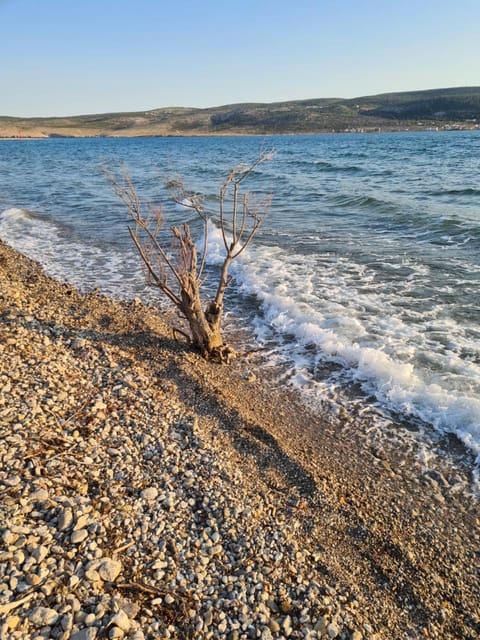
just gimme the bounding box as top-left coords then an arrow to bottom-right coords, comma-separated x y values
2,0 -> 479,117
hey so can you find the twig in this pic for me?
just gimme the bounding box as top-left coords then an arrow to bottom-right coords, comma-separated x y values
116,580 -> 188,600
44,442 -> 79,463
113,540 -> 136,555
0,592 -> 36,615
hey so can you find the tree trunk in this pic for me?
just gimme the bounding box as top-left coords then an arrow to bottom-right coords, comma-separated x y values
178,285 -> 228,360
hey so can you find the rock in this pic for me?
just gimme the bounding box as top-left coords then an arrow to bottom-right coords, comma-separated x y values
327,621 -> 341,638
269,619 -> 281,633
71,628 -> 98,640
74,514 -> 90,531
2,476 -> 21,487
282,614 -> 293,636
29,606 -> 60,627
58,507 -> 74,531
61,613 -> 74,631
279,597 -> 292,613
314,616 -> 328,634
98,558 -> 122,582
1,529 -> 16,545
203,608 -> 213,626
110,609 -> 131,633
29,488 -> 49,503
5,615 -> 20,631
141,487 -> 158,501
32,544 -> 48,563
84,613 -> 96,626
71,529 -> 88,544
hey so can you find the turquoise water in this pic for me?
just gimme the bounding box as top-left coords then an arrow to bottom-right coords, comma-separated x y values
1,132 -> 479,474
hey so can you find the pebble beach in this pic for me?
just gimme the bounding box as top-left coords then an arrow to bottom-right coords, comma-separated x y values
0,239 -> 479,640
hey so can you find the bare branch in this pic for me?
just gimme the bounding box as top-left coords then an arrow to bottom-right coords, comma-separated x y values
105,149 -> 274,361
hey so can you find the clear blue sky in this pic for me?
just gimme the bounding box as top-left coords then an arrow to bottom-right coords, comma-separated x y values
2,0 -> 479,117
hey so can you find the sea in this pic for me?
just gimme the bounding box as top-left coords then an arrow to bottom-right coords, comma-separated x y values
1,132 -> 479,488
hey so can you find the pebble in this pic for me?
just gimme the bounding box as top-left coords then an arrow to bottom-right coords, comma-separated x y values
6,241 -> 470,640
97,558 -> 122,582
29,606 -> 60,627
71,529 -> 89,544
29,488 -> 49,503
110,609 -> 131,633
71,628 -> 98,640
327,621 -> 341,638
141,486 -> 158,500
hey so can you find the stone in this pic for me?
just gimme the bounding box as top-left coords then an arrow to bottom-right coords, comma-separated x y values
141,487 -> 158,501
327,621 -> 341,638
84,613 -> 96,626
269,620 -> 281,633
29,488 -> 49,503
2,476 -> 21,487
29,606 -> 60,627
32,545 -> 48,563
282,614 -> 292,636
5,615 -> 20,631
98,558 -> 122,582
61,613 -> 74,631
1,529 -> 16,545
314,616 -> 328,634
74,514 -> 90,531
71,629 -> 98,640
71,529 -> 88,544
203,609 -> 213,626
110,609 -> 131,633
58,507 -> 74,531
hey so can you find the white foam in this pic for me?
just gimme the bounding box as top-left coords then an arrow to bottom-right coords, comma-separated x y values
226,240 -> 480,464
0,208 -> 148,300
3,206 -> 480,465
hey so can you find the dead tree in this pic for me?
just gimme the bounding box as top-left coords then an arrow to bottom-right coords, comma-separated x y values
105,151 -> 274,361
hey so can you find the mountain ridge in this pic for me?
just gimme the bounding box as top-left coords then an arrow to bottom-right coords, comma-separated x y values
2,86 -> 479,138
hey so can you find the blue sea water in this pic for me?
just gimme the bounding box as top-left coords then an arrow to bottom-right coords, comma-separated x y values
1,132 -> 479,477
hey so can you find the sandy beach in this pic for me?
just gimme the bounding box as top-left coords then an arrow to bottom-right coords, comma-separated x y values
0,239 -> 479,640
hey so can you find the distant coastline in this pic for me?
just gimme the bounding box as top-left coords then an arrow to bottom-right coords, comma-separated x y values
1,125 -> 478,141
1,86 -> 479,139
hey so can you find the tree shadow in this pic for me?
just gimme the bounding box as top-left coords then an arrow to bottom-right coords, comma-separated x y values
2,310 -> 317,499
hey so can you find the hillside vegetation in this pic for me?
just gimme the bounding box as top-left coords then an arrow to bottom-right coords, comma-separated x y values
2,87 -> 479,138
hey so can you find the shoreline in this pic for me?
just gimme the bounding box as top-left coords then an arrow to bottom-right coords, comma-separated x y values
0,126 -> 478,141
0,240 -> 479,639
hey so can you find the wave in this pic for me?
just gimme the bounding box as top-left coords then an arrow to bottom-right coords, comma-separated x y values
0,207 -> 147,300
0,207 -> 37,222
328,193 -> 394,210
313,161 -> 363,174
216,238 -> 480,466
287,159 -> 364,174
427,187 -> 480,197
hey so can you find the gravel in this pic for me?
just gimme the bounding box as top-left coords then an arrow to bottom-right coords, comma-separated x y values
1,239 -> 479,640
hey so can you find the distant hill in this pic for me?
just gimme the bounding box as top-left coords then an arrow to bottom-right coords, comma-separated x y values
1,87 -> 479,138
